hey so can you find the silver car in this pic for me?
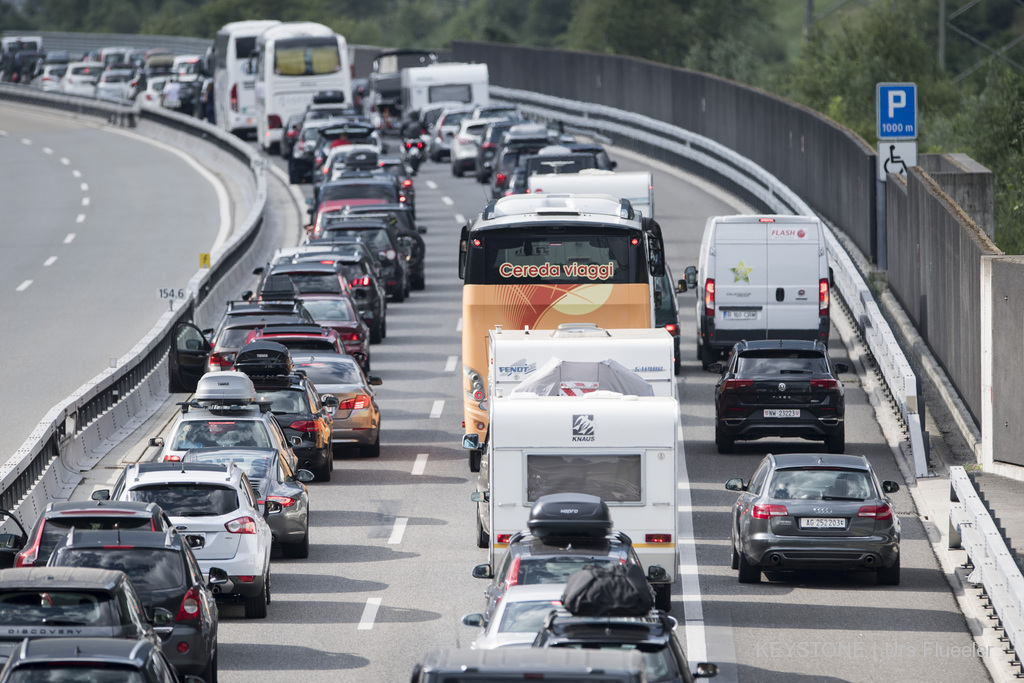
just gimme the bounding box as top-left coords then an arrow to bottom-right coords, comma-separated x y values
291,353 -> 382,457
461,584 -> 564,649
725,452 -> 901,585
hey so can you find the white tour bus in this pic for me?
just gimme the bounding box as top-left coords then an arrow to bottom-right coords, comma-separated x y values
252,22 -> 351,153
212,20 -> 281,136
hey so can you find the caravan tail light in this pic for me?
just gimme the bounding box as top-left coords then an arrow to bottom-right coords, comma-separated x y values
645,534 -> 672,543
704,278 -> 716,317
819,278 -> 830,315
230,83 -> 238,112
267,115 -> 282,130
495,533 -> 511,544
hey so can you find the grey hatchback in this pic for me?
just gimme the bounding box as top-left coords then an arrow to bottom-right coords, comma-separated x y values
726,453 -> 901,585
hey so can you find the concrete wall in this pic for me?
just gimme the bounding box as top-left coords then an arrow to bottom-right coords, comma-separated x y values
919,153 -> 995,242
983,256 -> 1024,467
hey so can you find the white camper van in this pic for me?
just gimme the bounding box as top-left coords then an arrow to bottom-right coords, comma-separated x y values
690,214 -> 831,368
400,62 -> 489,114
528,170 -> 654,218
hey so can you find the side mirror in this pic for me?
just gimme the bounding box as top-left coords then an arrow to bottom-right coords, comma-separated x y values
610,160 -> 618,169
208,567 -> 229,586
322,395 -> 339,407
470,491 -> 489,503
694,662 -> 719,678
677,279 -> 687,293
368,376 -> 383,386
461,613 -> 485,628
417,226 -> 427,234
882,480 -> 900,494
294,469 -> 315,483
472,563 -> 493,579
725,478 -> 747,492
241,291 -> 253,301
91,489 -> 111,501
647,565 -> 668,582
684,265 -> 698,292
264,500 -> 283,515
707,362 -> 723,374
252,266 -> 264,276
833,362 -> 850,374
149,437 -> 164,448
463,434 -> 480,450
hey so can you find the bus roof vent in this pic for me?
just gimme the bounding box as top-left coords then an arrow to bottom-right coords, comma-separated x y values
553,323 -> 609,338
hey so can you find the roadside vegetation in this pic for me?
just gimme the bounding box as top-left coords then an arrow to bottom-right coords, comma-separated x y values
2,0 -> 1021,250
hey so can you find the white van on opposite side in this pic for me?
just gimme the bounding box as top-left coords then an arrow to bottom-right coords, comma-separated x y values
690,214 -> 831,368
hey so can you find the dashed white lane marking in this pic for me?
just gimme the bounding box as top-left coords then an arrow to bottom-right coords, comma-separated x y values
357,597 -> 382,630
387,518 -> 409,544
675,415 -> 707,666
76,214 -> 85,223
81,197 -> 90,206
429,400 -> 444,418
72,170 -> 81,178
445,356 -> 457,372
441,196 -> 454,206
15,280 -> 32,292
456,317 -> 463,332
455,213 -> 466,224
63,233 -> 75,244
42,147 -> 53,155
0,130 -> 7,137
412,454 -> 428,476
60,157 -> 69,165
20,138 -> 30,146
80,183 -> 88,192
43,257 -> 57,267
425,180 -> 437,190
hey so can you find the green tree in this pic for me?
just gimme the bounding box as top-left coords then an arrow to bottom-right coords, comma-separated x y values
561,0 -> 688,64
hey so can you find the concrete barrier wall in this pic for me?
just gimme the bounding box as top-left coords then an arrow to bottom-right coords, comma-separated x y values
983,256 -> 1024,468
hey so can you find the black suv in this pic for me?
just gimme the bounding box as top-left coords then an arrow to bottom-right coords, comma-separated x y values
709,339 -> 849,454
339,205 -> 426,291
48,529 -> 221,682
0,637 -> 194,683
654,265 -> 683,376
534,609 -> 718,683
0,567 -> 161,665
234,341 -> 338,481
310,217 -> 411,302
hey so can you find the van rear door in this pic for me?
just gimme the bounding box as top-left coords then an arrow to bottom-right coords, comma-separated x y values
764,222 -> 821,336
714,221 -> 767,340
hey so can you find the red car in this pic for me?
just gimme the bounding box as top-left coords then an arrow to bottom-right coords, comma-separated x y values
295,295 -> 372,372
246,321 -> 370,373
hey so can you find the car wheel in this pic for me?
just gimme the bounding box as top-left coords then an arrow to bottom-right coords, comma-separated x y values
361,431 -> 381,458
370,320 -> 383,344
243,571 -> 269,618
730,543 -> 739,570
288,162 -> 299,185
314,450 -> 332,482
392,285 -> 405,303
673,353 -> 682,376
202,647 -> 217,683
737,552 -> 761,584
653,583 -> 672,612
476,513 -> 489,549
877,556 -> 900,585
283,528 -> 310,559
826,425 -> 845,454
452,162 -> 463,177
700,342 -> 715,370
715,422 -> 735,454
381,314 -> 387,339
469,448 -> 482,473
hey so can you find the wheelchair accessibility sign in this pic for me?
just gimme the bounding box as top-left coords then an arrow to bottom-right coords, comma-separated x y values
878,141 -> 917,178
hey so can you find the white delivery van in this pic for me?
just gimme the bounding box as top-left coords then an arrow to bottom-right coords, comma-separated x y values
528,170 -> 654,218
690,214 -> 831,368
472,376 -> 679,610
400,62 -> 489,114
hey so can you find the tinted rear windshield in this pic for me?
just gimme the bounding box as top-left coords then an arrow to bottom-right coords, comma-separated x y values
301,299 -> 354,321
736,351 -> 829,375
128,484 -> 240,516
52,548 -> 185,593
320,185 -> 396,204
321,227 -> 392,251
8,669 -> 145,683
770,468 -> 874,501
38,516 -> 154,566
255,388 -> 311,414
171,420 -> 272,450
293,359 -> 362,384
278,273 -> 343,295
0,590 -> 115,626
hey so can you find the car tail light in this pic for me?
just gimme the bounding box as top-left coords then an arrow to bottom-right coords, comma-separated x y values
314,156 -> 323,167
506,556 -> 521,588
289,420 -> 320,432
820,278 -> 829,315
495,173 -> 507,186
162,454 -> 182,462
723,379 -> 754,390
399,195 -> 407,203
237,576 -> 255,583
404,141 -> 412,149
645,533 -> 672,543
810,378 -> 839,389
224,516 -> 257,534
662,323 -> 679,336
14,523 -> 46,567
176,586 -> 201,623
416,141 -> 424,149
704,278 -> 716,317
752,504 -> 788,519
230,83 -> 238,112
351,276 -> 371,287
482,142 -> 496,149
208,352 -> 232,369
402,179 -> 412,189
337,332 -> 361,342
858,504 -> 892,520
266,495 -> 298,508
338,394 -> 371,410
268,114 -> 282,129
286,128 -> 298,138
495,533 -> 511,544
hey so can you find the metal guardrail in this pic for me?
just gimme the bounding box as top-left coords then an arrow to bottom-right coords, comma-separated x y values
491,85 -> 929,478
949,466 -> 1024,669
0,82 -> 267,526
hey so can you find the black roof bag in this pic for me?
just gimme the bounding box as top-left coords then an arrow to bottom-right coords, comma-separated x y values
561,563 -> 655,618
527,493 -> 612,540
234,341 -> 293,377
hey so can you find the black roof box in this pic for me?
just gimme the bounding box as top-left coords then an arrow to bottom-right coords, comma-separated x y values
259,274 -> 298,302
312,89 -> 346,105
528,493 -> 613,540
234,341 -> 293,377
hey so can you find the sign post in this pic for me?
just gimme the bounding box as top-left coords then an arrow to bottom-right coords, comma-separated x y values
875,82 -> 919,270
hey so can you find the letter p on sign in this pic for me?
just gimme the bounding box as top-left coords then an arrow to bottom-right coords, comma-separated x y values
888,90 -> 906,118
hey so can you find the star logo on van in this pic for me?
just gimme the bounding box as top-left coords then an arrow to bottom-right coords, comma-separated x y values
731,260 -> 753,283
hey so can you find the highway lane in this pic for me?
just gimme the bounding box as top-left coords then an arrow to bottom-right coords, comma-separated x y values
0,104 -> 223,460
14,114 -> 988,681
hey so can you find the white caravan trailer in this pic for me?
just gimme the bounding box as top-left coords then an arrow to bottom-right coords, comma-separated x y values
400,62 -> 489,114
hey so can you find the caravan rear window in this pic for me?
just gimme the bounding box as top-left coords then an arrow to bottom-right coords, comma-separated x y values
428,84 -> 471,103
526,454 -> 642,503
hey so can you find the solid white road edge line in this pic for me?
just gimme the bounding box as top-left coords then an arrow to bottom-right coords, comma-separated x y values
412,453 -> 428,476
676,414 -> 707,666
445,356 -> 457,372
16,280 -> 32,292
388,518 -> 409,544
358,597 -> 383,630
429,400 -> 444,418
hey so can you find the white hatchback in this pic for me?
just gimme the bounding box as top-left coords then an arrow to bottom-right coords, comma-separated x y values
59,61 -> 103,98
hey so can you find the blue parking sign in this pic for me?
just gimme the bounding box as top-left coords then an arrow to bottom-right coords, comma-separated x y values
877,83 -> 917,140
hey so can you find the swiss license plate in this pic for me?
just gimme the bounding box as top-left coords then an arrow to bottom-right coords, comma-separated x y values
723,310 -> 758,320
800,518 -> 845,529
764,409 -> 799,418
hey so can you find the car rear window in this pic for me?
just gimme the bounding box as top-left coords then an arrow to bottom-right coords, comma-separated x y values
52,548 -> 186,593
0,590 -> 116,626
37,516 -> 154,566
499,599 -> 562,633
8,669 -> 145,683
770,468 -> 873,501
128,484 -> 239,516
321,227 -> 392,251
516,557 -> 620,586
554,644 -> 680,680
275,338 -> 337,352
255,388 -> 311,414
216,326 -> 257,349
279,273 -> 343,295
171,420 -> 272,450
320,184 -> 397,204
736,351 -> 829,375
293,359 -> 362,384
301,299 -> 354,321
190,454 -> 272,484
